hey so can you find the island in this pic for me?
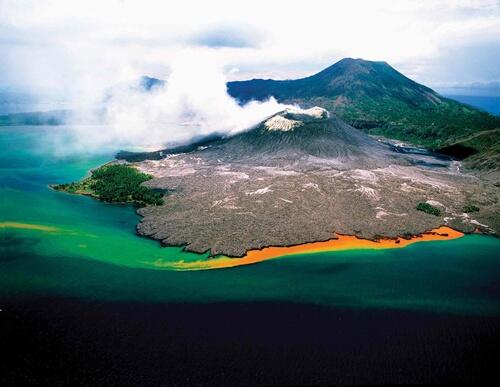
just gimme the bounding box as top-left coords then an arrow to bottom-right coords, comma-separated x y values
52,164 -> 164,206
52,59 -> 500,258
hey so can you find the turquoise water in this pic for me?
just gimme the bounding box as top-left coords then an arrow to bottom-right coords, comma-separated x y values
1,126 -> 500,316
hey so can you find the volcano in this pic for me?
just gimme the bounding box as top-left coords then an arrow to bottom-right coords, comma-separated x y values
162,107 -> 401,169
228,58 -> 439,105
126,108 -> 498,257
3,58 -> 499,175
227,58 -> 500,150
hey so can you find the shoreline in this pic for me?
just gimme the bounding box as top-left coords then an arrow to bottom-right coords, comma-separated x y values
49,181 -> 476,268
45,161 -> 492,271
49,162 -> 164,207
148,226 -> 464,270
49,154 -> 497,259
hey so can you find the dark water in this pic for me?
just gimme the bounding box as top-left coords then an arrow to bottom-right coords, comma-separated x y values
1,126 -> 500,385
445,95 -> 500,116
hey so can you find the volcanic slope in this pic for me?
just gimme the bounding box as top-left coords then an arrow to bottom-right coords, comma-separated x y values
179,107 -> 400,168
130,107 -> 499,257
227,58 -> 500,149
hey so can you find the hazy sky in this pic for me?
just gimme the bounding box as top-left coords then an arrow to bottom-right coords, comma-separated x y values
1,0 -> 500,96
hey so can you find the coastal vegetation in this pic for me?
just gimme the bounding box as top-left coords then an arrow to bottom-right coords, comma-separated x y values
416,202 -> 441,216
53,164 -> 164,206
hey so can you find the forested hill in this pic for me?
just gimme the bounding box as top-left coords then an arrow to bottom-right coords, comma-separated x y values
227,58 -> 500,150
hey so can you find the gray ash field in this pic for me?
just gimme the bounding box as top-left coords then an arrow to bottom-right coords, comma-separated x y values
125,107 -> 499,257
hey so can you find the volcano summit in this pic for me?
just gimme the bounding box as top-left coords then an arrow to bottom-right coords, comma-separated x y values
124,108 -> 499,257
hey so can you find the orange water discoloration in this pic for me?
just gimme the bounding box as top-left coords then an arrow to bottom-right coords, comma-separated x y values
149,226 -> 464,271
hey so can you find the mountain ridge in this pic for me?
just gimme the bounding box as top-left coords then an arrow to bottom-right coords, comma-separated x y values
229,58 -> 439,105
227,58 -> 500,151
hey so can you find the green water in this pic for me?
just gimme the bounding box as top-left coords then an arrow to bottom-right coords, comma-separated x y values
1,126 -> 500,315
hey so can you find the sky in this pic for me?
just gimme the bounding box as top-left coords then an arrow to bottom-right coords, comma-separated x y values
0,0 -> 499,150
1,0 -> 499,96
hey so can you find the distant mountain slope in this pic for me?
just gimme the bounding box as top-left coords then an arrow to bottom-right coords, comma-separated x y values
227,58 -> 500,149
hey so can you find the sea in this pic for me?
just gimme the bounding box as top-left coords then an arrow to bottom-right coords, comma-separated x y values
1,125 -> 499,384
444,95 -> 500,116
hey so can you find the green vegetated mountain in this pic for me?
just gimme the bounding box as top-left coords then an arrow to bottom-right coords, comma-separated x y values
227,58 -> 500,154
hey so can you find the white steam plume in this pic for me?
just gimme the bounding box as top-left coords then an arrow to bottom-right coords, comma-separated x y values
66,51 -> 291,153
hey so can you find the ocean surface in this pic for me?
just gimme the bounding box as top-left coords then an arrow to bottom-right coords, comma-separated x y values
445,95 -> 500,116
1,126 -> 500,385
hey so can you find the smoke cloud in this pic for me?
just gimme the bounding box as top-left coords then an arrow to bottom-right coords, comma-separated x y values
62,50 -> 291,154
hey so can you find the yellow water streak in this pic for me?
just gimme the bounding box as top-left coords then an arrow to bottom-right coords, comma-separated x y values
151,226 -> 464,271
0,222 -> 61,232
